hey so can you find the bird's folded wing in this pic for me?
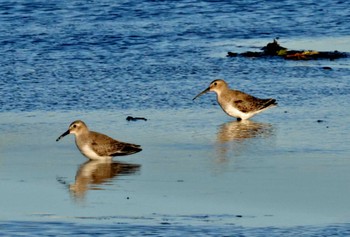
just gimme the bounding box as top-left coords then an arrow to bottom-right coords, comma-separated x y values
233,93 -> 276,113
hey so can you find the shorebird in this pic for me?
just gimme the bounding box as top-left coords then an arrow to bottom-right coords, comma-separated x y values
193,79 -> 277,121
56,120 -> 142,160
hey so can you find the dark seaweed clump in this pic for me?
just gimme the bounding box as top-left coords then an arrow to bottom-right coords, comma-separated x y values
227,39 -> 348,60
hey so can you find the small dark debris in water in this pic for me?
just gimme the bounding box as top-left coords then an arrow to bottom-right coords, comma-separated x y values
160,222 -> 171,225
322,66 -> 332,70
284,111 -> 288,113
236,215 -> 243,218
126,116 -> 147,121
126,197 -> 130,200
227,39 -> 348,60
317,119 -> 324,123
177,179 -> 184,183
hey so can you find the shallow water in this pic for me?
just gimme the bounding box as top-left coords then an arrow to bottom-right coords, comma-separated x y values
2,221 -> 350,237
1,107 -> 350,234
1,0 -> 350,235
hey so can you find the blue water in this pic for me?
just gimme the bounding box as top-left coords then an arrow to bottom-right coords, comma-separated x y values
1,221 -> 350,237
1,0 -> 350,236
1,0 -> 350,112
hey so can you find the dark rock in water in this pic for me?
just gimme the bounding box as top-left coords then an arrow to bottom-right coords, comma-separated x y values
240,51 -> 264,57
227,39 -> 348,60
322,66 -> 332,70
227,52 -> 238,57
126,116 -> 147,121
261,39 -> 287,56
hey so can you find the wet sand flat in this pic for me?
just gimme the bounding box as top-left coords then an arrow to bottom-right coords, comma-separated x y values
0,106 -> 349,229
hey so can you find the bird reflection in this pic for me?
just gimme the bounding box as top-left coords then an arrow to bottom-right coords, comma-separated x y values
68,160 -> 140,200
215,120 -> 274,163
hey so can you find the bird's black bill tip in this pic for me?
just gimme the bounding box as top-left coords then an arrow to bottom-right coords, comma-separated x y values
56,130 -> 70,142
193,88 -> 210,101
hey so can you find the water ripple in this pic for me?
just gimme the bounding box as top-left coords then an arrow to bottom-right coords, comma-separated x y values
0,0 -> 350,112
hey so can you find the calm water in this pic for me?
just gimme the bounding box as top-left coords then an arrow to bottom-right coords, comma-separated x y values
1,0 -> 350,236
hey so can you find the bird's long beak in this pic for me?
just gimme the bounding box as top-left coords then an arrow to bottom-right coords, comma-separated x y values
56,130 -> 70,142
193,87 -> 210,100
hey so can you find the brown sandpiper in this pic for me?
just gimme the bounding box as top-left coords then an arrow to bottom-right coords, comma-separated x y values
193,79 -> 277,121
56,120 -> 142,160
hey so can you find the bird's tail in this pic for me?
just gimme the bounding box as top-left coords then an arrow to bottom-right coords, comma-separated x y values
262,98 -> 277,109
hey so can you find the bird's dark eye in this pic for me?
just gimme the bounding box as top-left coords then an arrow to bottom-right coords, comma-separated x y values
73,124 -> 77,128
214,82 -> 217,86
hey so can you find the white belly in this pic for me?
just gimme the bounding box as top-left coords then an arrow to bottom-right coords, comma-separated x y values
78,144 -> 112,160
222,104 -> 255,120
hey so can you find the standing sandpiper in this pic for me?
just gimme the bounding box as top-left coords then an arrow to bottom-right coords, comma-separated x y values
193,79 -> 277,121
56,120 -> 142,160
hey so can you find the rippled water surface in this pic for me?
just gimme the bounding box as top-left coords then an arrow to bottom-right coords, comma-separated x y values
1,0 -> 350,236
